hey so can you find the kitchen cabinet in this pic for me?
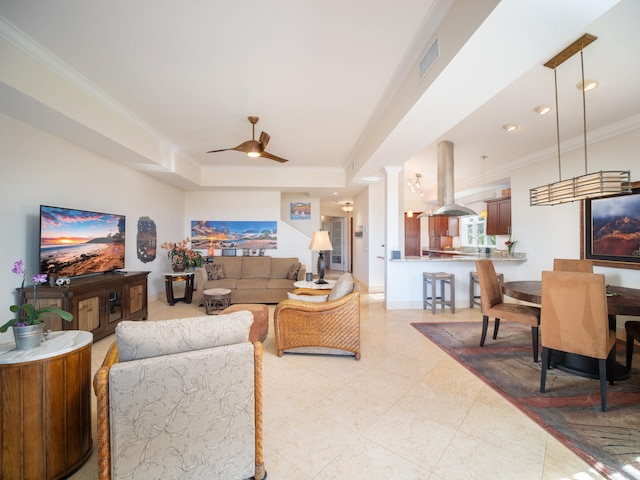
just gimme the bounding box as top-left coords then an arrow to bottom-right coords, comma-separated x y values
428,215 -> 459,236
22,271 -> 149,341
486,197 -> 511,235
404,212 -> 421,256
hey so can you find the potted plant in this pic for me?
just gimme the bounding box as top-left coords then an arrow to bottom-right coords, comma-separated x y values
1,260 -> 74,350
160,238 -> 202,272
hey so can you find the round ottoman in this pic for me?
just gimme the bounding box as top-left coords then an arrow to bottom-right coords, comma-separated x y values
203,288 -> 232,315
220,304 -> 269,343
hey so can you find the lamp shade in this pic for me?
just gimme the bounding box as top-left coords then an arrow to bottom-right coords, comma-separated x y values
308,231 -> 333,251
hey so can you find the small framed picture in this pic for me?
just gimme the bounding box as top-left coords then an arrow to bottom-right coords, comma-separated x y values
259,249 -> 265,256
243,249 -> 250,256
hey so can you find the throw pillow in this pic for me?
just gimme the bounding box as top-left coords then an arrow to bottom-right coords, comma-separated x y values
328,272 -> 354,301
287,292 -> 328,303
286,262 -> 302,280
206,263 -> 226,280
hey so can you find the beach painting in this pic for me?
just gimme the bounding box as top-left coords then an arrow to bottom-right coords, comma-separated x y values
40,205 -> 126,277
191,220 -> 277,250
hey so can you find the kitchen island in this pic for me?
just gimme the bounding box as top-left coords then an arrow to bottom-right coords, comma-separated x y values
386,253 -> 526,310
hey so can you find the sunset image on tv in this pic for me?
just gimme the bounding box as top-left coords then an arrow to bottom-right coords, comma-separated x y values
40,205 -> 126,277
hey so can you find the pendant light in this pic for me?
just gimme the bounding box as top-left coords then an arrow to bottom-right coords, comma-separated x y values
529,34 -> 631,206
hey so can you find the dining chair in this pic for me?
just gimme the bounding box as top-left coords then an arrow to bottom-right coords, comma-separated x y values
475,260 -> 541,362
625,320 -> 640,371
540,270 -> 616,412
553,258 -> 593,273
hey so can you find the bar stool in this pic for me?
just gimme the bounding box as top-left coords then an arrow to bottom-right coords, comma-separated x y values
423,272 -> 455,314
469,271 -> 504,308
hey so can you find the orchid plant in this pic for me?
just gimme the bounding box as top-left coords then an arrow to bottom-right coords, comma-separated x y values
160,238 -> 202,268
0,260 -> 73,333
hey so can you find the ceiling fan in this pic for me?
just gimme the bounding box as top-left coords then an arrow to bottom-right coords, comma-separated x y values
207,116 -> 289,163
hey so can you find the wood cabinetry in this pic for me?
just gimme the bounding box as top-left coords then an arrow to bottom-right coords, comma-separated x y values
486,197 -> 511,236
427,215 -> 459,249
404,212 -> 422,256
0,331 -> 93,480
23,271 -> 149,341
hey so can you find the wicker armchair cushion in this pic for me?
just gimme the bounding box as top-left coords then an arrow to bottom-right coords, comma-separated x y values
287,292 -> 328,302
115,311 -> 253,361
328,272 -> 354,301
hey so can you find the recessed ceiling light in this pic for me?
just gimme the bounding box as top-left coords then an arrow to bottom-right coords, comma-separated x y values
576,79 -> 600,91
502,124 -> 518,132
534,105 -> 552,115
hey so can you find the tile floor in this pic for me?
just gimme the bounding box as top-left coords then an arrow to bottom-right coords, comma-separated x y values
71,278 -> 605,480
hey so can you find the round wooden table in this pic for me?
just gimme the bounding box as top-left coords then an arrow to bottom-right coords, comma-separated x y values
0,331 -> 93,479
502,281 -> 640,380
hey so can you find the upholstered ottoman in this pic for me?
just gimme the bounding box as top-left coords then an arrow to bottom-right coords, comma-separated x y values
220,304 -> 269,343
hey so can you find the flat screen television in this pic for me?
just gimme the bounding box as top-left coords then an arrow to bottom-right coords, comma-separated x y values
39,205 -> 126,278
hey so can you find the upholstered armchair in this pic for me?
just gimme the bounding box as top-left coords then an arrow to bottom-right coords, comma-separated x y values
93,312 -> 266,480
273,273 -> 361,359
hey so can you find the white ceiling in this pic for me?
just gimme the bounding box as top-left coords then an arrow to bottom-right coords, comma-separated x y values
1,0 -> 638,212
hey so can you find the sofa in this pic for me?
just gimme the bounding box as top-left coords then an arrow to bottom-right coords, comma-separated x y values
194,256 -> 306,305
93,311 -> 266,480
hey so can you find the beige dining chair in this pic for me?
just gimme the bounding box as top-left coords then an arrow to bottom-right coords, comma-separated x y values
540,270 -> 616,412
475,259 -> 541,362
553,258 -> 594,273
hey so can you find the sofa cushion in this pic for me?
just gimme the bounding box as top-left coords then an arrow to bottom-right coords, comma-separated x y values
286,262 -> 302,280
271,257 -> 297,279
206,263 -> 226,280
115,311 -> 253,361
328,272 -> 354,301
287,292 -> 328,303
216,257 -> 243,278
236,278 -> 269,290
241,256 -> 271,278
205,278 -> 237,290
267,278 -> 296,289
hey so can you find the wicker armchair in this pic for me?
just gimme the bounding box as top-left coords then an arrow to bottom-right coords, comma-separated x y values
93,313 -> 265,480
274,283 -> 360,359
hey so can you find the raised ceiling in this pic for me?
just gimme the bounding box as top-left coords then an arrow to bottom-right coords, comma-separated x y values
0,0 -> 638,211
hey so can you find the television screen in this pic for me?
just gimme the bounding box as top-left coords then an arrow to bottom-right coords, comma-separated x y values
40,205 -> 126,277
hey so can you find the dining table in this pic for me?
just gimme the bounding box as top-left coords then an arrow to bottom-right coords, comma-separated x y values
502,281 -> 640,381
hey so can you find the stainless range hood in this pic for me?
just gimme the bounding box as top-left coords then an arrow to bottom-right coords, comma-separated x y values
423,140 -> 477,217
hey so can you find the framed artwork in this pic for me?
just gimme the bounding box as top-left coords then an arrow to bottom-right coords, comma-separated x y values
191,221 -> 278,250
354,225 -> 364,238
290,202 -> 311,220
222,249 -> 236,257
581,181 -> 640,270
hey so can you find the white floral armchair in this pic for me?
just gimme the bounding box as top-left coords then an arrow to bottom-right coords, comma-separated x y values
93,312 -> 265,480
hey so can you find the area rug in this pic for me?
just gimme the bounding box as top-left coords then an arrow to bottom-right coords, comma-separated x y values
411,321 -> 640,480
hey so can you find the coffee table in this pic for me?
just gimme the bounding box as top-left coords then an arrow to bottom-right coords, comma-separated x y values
293,280 -> 336,290
203,288 -> 232,314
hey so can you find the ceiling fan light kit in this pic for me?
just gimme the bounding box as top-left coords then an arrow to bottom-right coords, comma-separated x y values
530,33 -> 631,207
207,116 -> 289,163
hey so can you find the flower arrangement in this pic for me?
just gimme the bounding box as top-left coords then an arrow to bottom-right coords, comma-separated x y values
505,237 -> 517,255
0,260 -> 73,333
160,238 -> 202,269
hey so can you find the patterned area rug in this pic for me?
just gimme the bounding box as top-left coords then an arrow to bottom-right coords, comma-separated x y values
412,321 -> 640,480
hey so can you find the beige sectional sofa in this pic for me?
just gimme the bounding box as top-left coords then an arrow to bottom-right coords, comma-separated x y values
194,256 -> 306,305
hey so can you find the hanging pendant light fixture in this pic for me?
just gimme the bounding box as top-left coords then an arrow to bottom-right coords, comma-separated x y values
529,33 -> 631,206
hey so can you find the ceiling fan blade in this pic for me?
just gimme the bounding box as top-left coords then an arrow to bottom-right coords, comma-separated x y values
259,131 -> 270,149
207,140 -> 254,154
261,151 -> 289,163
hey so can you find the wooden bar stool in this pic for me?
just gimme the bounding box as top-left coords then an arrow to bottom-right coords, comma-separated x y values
469,271 -> 504,308
423,272 -> 455,314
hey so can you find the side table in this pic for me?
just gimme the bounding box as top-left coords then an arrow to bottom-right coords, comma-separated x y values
0,330 -> 93,480
203,288 -> 232,314
164,271 -> 196,305
293,280 -> 336,290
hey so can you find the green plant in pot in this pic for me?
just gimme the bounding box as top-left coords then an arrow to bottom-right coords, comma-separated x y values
1,260 -> 73,349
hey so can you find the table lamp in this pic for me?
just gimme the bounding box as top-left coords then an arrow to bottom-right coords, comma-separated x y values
308,230 -> 333,284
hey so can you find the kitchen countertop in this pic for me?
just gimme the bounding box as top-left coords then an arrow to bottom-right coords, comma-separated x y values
393,253 -> 526,262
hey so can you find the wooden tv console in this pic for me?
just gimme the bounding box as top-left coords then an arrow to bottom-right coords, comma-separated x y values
22,271 -> 149,341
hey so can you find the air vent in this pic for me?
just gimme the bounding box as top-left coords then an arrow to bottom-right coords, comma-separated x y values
419,38 -> 439,80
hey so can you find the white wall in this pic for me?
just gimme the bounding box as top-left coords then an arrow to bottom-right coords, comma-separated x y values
0,113 -> 186,341
184,190 -> 313,271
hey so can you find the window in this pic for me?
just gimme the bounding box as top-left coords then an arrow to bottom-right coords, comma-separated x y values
460,216 -> 496,248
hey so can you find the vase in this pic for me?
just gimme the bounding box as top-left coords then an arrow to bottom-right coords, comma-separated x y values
172,263 -> 186,272
12,323 -> 45,350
